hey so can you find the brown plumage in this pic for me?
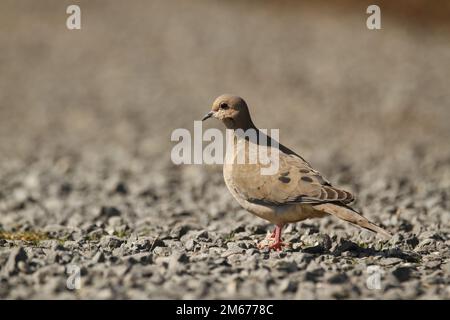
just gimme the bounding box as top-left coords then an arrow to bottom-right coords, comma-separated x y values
202,94 -> 392,250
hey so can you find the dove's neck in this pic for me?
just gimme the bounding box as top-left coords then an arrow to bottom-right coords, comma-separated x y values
223,109 -> 256,131
234,122 -> 257,132
232,126 -> 272,148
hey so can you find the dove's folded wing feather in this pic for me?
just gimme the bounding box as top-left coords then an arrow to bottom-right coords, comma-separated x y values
230,147 -> 354,206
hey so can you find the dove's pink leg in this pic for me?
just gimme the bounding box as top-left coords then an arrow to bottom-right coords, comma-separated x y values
269,224 -> 286,251
269,228 -> 277,238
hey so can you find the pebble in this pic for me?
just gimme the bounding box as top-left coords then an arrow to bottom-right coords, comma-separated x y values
2,247 -> 28,276
392,266 -> 414,282
325,273 -> 349,284
125,252 -> 153,265
378,257 -> 403,266
98,206 -> 121,219
99,236 -> 124,249
92,251 -> 106,263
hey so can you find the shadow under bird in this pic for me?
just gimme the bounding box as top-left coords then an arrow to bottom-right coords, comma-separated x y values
202,94 -> 392,250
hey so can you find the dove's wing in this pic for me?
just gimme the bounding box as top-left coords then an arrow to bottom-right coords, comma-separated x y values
227,137 -> 391,238
229,145 -> 354,207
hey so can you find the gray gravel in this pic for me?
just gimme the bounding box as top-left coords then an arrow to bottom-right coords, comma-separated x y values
0,158 -> 449,299
0,1 -> 449,299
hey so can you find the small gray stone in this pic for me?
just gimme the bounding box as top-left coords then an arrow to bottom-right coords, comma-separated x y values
113,182 -> 128,195
132,238 -> 151,251
195,230 -> 209,241
332,239 -> 360,255
295,282 -> 316,299
405,236 -> 419,248
111,265 -> 130,277
112,246 -> 128,257
392,266 -> 414,282
441,261 -> 450,274
149,238 -> 166,250
302,234 -> 332,254
2,247 -> 28,276
378,257 -> 403,266
226,242 -> 246,250
185,239 -> 196,251
107,216 -> 124,227
292,252 -> 314,264
425,260 -> 441,269
278,279 -> 298,293
167,252 -> 189,274
99,206 -> 121,219
245,248 -> 259,256
56,253 -> 73,264
221,248 -> 245,258
325,272 -> 349,284
92,251 -> 106,263
273,260 -> 298,273
153,246 -> 172,256
125,252 -> 153,265
389,233 -> 403,245
418,231 -> 440,240
63,241 -> 79,250
170,225 -> 192,239
99,236 -> 124,249
87,229 -> 106,241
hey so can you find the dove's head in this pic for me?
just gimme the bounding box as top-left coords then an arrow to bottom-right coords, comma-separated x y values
202,94 -> 255,130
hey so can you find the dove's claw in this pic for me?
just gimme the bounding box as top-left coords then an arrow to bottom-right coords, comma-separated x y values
269,241 -> 288,251
257,224 -> 289,251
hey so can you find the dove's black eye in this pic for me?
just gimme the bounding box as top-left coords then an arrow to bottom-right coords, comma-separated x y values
220,102 -> 229,110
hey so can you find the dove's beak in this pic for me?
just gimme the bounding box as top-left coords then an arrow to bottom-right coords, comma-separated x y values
202,111 -> 214,121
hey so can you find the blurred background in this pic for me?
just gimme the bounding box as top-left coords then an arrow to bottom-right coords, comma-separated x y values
0,0 -> 449,171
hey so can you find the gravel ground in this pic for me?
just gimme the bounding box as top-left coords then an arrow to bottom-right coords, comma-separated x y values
0,1 -> 449,299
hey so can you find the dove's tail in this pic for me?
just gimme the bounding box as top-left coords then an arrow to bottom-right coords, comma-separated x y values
313,203 -> 392,239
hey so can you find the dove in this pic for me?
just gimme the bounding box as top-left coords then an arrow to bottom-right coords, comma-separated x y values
202,94 -> 392,251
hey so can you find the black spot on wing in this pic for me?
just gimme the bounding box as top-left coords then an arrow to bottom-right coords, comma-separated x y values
301,176 -> 313,183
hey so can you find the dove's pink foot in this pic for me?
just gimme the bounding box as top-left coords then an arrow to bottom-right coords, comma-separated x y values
258,224 -> 289,251
269,224 -> 286,251
258,224 -> 288,251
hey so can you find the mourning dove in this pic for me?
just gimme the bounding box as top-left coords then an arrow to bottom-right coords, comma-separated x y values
202,94 -> 392,250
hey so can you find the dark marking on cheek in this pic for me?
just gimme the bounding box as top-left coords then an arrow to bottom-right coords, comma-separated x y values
299,169 -> 310,174
280,171 -> 290,177
301,176 -> 313,183
278,176 -> 291,183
